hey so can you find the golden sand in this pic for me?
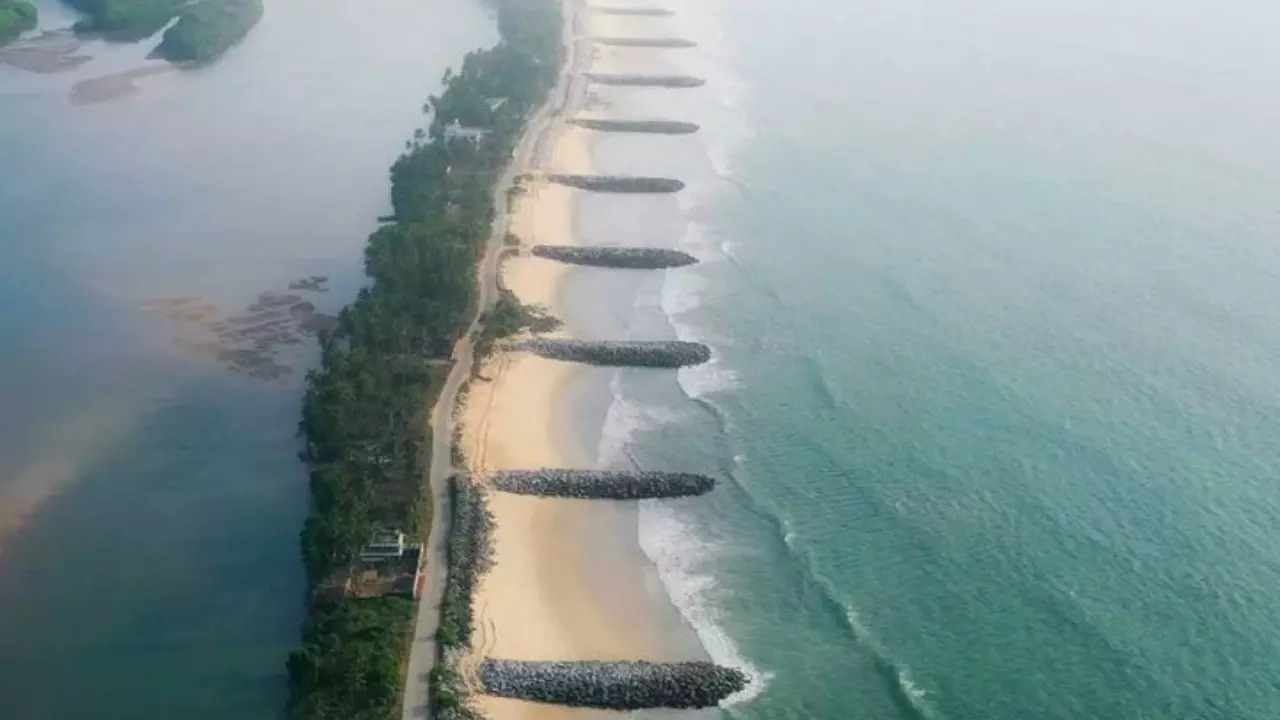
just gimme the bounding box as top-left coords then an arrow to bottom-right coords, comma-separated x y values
459,9 -> 687,719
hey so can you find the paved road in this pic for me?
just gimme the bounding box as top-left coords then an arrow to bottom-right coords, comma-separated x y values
400,3 -> 587,718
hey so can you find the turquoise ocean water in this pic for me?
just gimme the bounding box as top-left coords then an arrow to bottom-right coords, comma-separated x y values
575,0 -> 1280,718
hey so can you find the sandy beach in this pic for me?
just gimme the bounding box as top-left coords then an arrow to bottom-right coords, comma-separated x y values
459,5 -> 698,720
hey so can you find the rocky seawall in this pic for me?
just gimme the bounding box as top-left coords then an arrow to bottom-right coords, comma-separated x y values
547,174 -> 684,193
439,477 -> 495,648
491,469 -> 715,499
478,660 -> 747,709
518,339 -> 711,367
590,36 -> 696,48
532,245 -> 697,268
569,118 -> 700,134
584,72 -> 706,88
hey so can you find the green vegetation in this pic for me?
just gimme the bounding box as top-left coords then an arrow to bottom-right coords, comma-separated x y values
475,288 -> 560,360
287,0 -> 563,718
64,0 -> 261,61
154,0 -> 263,62
287,596 -> 415,720
65,0 -> 184,41
0,0 -> 36,46
437,478 -> 493,650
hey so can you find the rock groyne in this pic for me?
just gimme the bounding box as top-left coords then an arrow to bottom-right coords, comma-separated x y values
519,339 -> 711,367
569,118 -> 700,134
478,660 -> 747,710
532,245 -> 697,269
588,6 -> 675,16
547,174 -> 684,193
491,469 -> 715,499
585,72 -> 706,88
590,36 -> 697,48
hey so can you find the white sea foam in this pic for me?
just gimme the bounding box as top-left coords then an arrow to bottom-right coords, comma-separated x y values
661,258 -> 708,317
844,607 -> 940,720
596,370 -> 682,466
593,1 -> 767,708
638,501 -> 772,707
664,0 -> 754,185
661,225 -> 741,400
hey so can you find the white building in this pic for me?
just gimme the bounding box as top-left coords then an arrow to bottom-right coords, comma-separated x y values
359,529 -> 406,562
443,119 -> 490,144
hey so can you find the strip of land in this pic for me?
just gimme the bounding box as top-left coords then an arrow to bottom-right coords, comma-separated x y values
400,1 -> 583,717
286,2 -> 566,720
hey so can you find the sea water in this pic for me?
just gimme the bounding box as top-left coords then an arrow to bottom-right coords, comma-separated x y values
577,0 -> 1280,718
0,0 -> 493,716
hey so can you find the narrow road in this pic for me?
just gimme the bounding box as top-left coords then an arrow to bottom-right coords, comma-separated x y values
401,2 -> 587,717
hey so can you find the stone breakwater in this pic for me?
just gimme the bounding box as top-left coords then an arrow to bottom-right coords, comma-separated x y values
584,72 -> 706,88
518,339 -> 711,367
547,173 -> 685,193
439,477 -> 495,648
588,5 -> 675,16
478,660 -> 748,709
569,118 -> 700,134
590,36 -> 697,48
532,245 -> 698,268
491,469 -> 715,499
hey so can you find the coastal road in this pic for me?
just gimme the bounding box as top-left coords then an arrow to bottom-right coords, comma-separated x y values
400,2 -> 588,718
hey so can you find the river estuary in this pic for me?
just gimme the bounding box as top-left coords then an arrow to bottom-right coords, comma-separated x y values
0,0 -> 493,716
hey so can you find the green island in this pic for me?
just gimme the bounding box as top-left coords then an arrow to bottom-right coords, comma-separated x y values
63,0 -> 262,62
0,0 -> 37,47
284,0 -> 561,717
155,0 -> 263,62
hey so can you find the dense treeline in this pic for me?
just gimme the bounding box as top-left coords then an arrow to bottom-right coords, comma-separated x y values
287,597 -> 415,720
154,0 -> 263,62
63,0 -> 260,61
287,0 -> 563,717
0,0 -> 35,46
65,0 -> 182,40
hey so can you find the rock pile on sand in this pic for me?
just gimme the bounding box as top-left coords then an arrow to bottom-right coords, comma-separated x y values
491,469 -> 715,499
478,659 -> 747,709
518,339 -> 711,367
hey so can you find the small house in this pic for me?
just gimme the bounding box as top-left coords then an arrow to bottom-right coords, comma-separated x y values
359,529 -> 406,562
443,119 -> 491,144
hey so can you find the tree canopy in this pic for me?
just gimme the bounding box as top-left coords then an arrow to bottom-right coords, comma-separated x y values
0,0 -> 37,47
288,0 -> 564,718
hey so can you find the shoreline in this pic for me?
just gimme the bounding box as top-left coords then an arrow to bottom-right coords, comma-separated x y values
287,0 -> 569,717
460,5 -> 710,720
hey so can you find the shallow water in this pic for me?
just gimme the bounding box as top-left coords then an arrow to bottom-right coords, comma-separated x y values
0,0 -> 494,715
